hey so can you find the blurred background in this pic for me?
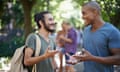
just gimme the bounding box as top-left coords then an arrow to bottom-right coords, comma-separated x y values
0,0 -> 120,71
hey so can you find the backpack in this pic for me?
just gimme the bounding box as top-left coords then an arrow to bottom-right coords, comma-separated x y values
9,34 -> 41,72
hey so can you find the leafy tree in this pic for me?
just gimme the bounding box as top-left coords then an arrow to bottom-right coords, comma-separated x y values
20,0 -> 37,38
0,0 -> 5,18
1,1 -> 24,29
0,0 -> 60,57
100,0 -> 120,28
20,0 -> 53,38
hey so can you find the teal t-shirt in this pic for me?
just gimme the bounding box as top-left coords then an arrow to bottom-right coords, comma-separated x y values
26,33 -> 55,72
83,22 -> 120,72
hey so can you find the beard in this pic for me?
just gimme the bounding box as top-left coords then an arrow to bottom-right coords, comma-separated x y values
44,22 -> 56,33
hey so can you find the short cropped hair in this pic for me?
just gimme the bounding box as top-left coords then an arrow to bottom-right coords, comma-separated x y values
83,1 -> 101,15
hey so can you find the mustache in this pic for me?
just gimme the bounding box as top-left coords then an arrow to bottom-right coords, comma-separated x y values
50,22 -> 57,25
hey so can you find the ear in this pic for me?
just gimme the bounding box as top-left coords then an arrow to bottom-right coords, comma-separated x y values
93,10 -> 99,16
39,20 -> 43,26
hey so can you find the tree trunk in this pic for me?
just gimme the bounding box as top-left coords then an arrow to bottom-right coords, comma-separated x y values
20,0 -> 36,38
0,0 -> 4,18
24,8 -> 32,38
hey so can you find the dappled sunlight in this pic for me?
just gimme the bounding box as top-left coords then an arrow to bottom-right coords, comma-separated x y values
54,0 -> 84,31
0,0 -> 120,72
0,58 -> 10,72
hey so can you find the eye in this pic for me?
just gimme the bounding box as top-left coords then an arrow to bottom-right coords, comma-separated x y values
82,11 -> 85,15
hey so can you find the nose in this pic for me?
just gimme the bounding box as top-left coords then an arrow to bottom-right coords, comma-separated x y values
52,20 -> 56,24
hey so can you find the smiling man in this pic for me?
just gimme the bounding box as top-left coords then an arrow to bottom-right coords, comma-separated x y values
24,11 -> 58,72
73,1 -> 120,72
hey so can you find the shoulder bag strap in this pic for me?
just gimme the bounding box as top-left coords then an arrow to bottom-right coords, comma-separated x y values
35,34 -> 41,56
32,34 -> 41,72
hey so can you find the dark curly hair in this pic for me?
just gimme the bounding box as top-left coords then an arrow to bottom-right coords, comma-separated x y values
34,11 -> 50,29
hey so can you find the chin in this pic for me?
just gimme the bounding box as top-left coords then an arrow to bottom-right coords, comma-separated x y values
50,30 -> 55,33
49,28 -> 56,33
84,22 -> 90,26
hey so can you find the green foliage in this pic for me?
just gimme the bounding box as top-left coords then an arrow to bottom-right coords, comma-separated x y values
11,1 -> 24,27
0,0 -> 120,57
0,36 -> 25,57
97,0 -> 120,28
0,0 -> 5,18
0,63 -> 2,68
1,1 -> 24,28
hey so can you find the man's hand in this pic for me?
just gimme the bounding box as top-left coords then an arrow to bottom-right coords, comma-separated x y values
73,49 -> 94,62
73,48 -> 120,65
66,56 -> 78,65
59,35 -> 65,40
44,47 -> 59,58
59,35 -> 72,43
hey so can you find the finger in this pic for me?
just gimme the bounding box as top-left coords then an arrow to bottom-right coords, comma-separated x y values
73,54 -> 80,57
82,48 -> 89,54
49,50 -> 59,55
47,46 -> 51,49
53,50 -> 59,54
46,48 -> 49,51
82,48 -> 85,51
81,48 -> 85,52
73,55 -> 81,59
46,47 -> 50,53
72,55 -> 79,57
83,48 -> 90,53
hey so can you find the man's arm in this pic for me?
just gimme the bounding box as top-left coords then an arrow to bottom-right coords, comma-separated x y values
90,48 -> 120,65
73,48 -> 120,65
24,47 -> 58,66
59,35 -> 72,43
24,48 -> 46,66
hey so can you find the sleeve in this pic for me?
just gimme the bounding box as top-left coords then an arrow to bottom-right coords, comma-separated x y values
108,29 -> 120,48
25,33 -> 36,50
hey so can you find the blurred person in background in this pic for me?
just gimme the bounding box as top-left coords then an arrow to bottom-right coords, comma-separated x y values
59,20 -> 77,72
